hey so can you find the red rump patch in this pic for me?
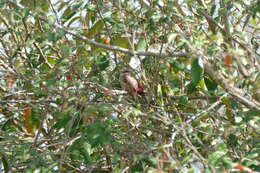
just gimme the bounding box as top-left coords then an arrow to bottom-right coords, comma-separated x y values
137,85 -> 145,97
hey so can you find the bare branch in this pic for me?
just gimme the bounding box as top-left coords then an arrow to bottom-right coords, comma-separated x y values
185,94 -> 226,124
52,22 -> 189,58
204,60 -> 260,110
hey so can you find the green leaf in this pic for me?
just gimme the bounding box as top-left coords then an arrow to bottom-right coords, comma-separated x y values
104,17 -> 117,25
57,1 -> 69,11
71,1 -> 83,11
169,78 -> 181,89
84,121 -> 112,147
97,55 -> 110,71
136,38 -> 147,51
84,3 -> 96,11
86,20 -> 105,38
218,8 -> 226,16
98,103 -> 112,117
68,139 -> 92,165
60,45 -> 72,57
53,116 -> 71,130
210,4 -> 217,16
209,151 -> 226,165
207,43 -> 219,56
20,0 -> 49,10
61,7 -> 76,24
31,107 -> 41,128
0,2 -> 5,8
1,153 -> 10,173
170,60 -> 189,73
187,82 -> 196,94
191,58 -> 203,86
40,1 -> 49,11
53,107 -> 74,129
67,16 -> 80,27
179,96 -> 189,104
157,84 -> 163,95
243,110 -> 260,117
111,36 -> 131,49
241,110 -> 260,121
131,156 -> 156,172
204,75 -> 218,91
47,31 -> 64,43
197,79 -> 206,90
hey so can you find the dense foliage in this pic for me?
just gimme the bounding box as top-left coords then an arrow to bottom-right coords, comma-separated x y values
0,0 -> 259,172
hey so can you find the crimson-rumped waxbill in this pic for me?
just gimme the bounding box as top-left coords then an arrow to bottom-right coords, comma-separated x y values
120,68 -> 145,98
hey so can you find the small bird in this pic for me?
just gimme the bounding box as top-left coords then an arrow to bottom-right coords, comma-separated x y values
120,68 -> 145,98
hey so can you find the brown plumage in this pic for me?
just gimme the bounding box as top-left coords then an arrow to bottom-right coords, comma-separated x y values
120,68 -> 145,97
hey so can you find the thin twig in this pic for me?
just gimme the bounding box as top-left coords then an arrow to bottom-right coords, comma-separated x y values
48,0 -> 61,24
185,94 -> 226,124
33,43 -> 53,68
52,21 -> 188,58
5,0 -> 260,110
182,129 -> 216,173
0,99 -> 54,104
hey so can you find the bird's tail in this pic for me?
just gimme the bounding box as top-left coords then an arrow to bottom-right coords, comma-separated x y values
137,85 -> 149,103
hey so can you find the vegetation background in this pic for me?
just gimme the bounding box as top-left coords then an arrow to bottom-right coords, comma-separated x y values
0,0 -> 259,172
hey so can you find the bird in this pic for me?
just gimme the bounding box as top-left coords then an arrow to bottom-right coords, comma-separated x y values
120,68 -> 145,98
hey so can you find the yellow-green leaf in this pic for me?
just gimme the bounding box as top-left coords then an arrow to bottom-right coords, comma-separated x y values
67,16 -> 81,27
86,20 -> 105,38
136,38 -> 147,51
111,36 -> 131,49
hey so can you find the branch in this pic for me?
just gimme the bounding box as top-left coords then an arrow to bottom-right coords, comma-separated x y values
220,0 -> 249,77
33,42 -> 53,68
7,0 -> 258,110
203,60 -> 260,110
0,99 -> 54,105
84,81 -> 127,95
30,23 -> 260,110
5,0 -> 187,58
0,152 -> 10,173
51,21 -> 260,110
52,22 -> 189,58
185,95 -> 225,124
168,94 -> 222,100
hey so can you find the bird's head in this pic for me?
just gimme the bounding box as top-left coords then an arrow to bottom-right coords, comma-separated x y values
121,68 -> 133,74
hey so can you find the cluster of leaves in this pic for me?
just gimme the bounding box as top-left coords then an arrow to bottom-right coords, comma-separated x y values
0,0 -> 259,172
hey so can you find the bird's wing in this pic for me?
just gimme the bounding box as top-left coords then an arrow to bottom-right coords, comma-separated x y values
125,75 -> 138,90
